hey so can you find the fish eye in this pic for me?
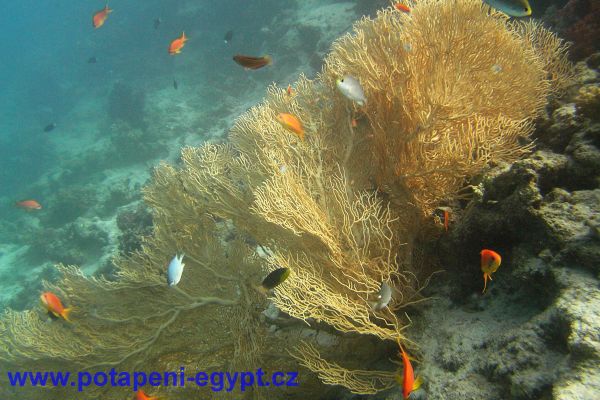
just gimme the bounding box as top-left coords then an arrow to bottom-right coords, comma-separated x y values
340,79 -> 344,82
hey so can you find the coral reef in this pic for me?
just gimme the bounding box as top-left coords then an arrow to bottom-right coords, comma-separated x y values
107,121 -> 163,165
372,54 -> 599,400
24,218 -> 109,267
0,1 -> 573,398
115,203 -> 153,256
107,81 -> 147,130
39,185 -> 98,228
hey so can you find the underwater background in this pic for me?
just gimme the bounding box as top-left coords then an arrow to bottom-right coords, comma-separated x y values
1,0 -> 599,399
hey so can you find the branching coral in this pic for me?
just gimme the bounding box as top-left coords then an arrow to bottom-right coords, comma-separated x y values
0,0 -> 573,398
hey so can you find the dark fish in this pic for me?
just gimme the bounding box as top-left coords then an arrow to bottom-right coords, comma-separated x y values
44,123 -> 57,132
154,17 -> 161,30
233,54 -> 272,70
224,30 -> 233,44
87,56 -> 97,64
261,267 -> 290,290
173,80 -> 178,90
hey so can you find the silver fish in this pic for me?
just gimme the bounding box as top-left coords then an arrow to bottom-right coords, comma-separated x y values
483,0 -> 531,17
167,254 -> 185,287
371,281 -> 392,310
336,75 -> 367,106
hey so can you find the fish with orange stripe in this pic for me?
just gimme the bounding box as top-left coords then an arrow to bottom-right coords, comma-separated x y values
40,292 -> 73,322
169,32 -> 188,55
396,343 -> 422,399
92,4 -> 112,29
137,389 -> 159,400
276,113 -> 304,141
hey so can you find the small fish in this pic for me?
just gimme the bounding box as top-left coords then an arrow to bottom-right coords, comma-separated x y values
154,18 -> 161,30
87,56 -> 97,64
262,267 -> 290,290
92,5 -> 112,29
169,32 -> 188,55
435,206 -> 451,232
371,281 -> 393,310
276,113 -> 304,141
15,199 -> 42,210
481,249 -> 502,293
44,122 -> 57,132
233,54 -> 272,70
483,0 -> 532,17
224,30 -> 233,44
351,118 -> 358,128
394,2 -> 411,13
137,389 -> 159,400
336,76 -> 367,106
40,292 -> 72,322
286,84 -> 293,96
173,79 -> 178,90
396,345 -> 422,399
167,254 -> 185,287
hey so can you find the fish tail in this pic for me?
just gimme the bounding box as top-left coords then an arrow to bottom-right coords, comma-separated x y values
413,375 -> 423,391
62,307 -> 73,322
482,274 -> 488,294
264,55 -> 273,65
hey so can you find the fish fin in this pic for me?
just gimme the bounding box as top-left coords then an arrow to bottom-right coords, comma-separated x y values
182,32 -> 187,41
264,55 -> 273,65
62,307 -> 73,322
482,273 -> 489,293
413,375 -> 422,391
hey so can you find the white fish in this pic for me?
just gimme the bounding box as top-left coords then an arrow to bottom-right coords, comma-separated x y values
371,281 -> 392,310
336,75 -> 367,106
167,254 -> 185,287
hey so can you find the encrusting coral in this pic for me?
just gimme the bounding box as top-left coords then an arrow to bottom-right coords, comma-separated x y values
0,0 -> 573,398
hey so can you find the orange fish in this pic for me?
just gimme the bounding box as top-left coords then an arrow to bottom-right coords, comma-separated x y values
481,249 -> 502,293
396,344 -> 422,399
394,2 -> 411,13
286,84 -> 293,96
233,54 -> 272,70
15,199 -> 42,210
169,32 -> 188,55
276,113 -> 304,141
137,389 -> 159,400
351,118 -> 358,128
40,292 -> 72,322
92,5 -> 112,29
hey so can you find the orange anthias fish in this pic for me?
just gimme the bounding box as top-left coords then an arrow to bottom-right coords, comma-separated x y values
40,292 -> 72,322
169,32 -> 188,55
394,2 -> 411,13
92,5 -> 112,29
396,344 -> 422,399
15,199 -> 42,210
137,389 -> 159,400
276,113 -> 304,141
286,84 -> 293,96
481,249 -> 502,293
233,54 -> 272,70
